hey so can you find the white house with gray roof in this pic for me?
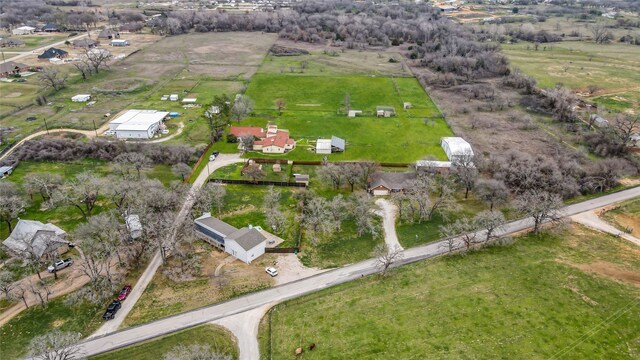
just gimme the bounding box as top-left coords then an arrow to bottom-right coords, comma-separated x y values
194,213 -> 267,264
3,219 -> 68,259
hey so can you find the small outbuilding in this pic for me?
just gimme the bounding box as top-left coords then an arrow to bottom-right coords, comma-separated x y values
315,139 -> 332,154
110,39 -> 129,47
441,137 -> 474,163
331,136 -> 346,152
98,29 -> 120,40
182,98 -> 197,104
376,106 -> 396,117
403,102 -> 412,110
169,94 -> 179,101
72,38 -> 98,48
0,165 -> 14,177
347,110 -> 362,118
294,174 -> 310,186
72,94 -> 91,102
590,114 -> 609,128
125,214 -> 143,240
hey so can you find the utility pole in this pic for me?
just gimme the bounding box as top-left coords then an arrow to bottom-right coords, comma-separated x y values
92,118 -> 98,137
43,118 -> 49,134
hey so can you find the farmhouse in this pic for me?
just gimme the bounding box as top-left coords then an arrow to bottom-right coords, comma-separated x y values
368,171 -> 417,196
108,109 -> 169,139
0,38 -> 25,47
194,213 -> 267,264
3,220 -> 68,259
111,39 -> 129,47
441,137 -> 474,163
42,23 -> 60,32
72,38 -> 98,48
230,124 -> 296,154
37,47 -> 68,60
0,61 -> 29,77
12,26 -> 35,35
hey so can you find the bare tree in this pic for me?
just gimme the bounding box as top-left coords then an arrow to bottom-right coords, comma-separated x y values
232,95 -> 254,123
427,177 -> 458,220
164,344 -> 231,360
242,164 -> 265,183
274,98 -> 286,115
374,243 -> 403,276
28,330 -> 82,360
172,163 -> 193,181
238,135 -> 255,153
85,48 -> 112,74
194,182 -> 226,216
0,181 -> 27,232
590,22 -> 613,44
300,195 -> 338,245
263,186 -> 287,234
475,179 -> 508,211
23,173 -> 63,202
474,210 -> 505,242
451,152 -> 478,199
0,270 -> 15,298
51,172 -> 102,220
352,193 -> 379,237
440,217 -> 478,251
114,152 -> 152,179
317,163 -> 343,190
73,58 -> 93,80
343,163 -> 362,192
515,190 -> 563,233
9,284 -> 29,309
73,213 -> 121,283
38,67 -> 68,91
205,95 -> 232,142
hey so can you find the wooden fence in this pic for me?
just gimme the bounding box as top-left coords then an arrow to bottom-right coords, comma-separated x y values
248,158 -> 412,168
209,178 -> 306,187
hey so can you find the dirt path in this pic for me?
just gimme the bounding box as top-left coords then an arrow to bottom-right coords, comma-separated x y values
375,198 -> 404,252
0,263 -> 89,327
130,122 -> 185,144
0,33 -> 88,65
572,210 -> 640,247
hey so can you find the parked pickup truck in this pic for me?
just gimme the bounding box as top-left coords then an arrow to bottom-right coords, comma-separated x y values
47,258 -> 73,273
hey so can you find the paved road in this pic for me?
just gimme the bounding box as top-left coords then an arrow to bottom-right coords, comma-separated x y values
375,198 -> 404,251
572,210 -> 640,246
89,154 -> 243,336
0,34 -> 87,65
73,186 -> 640,358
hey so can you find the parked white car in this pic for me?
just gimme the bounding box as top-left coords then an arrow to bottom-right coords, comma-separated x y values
265,267 -> 278,277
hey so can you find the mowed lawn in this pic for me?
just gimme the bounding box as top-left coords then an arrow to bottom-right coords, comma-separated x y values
242,73 -> 452,162
261,226 -> 640,359
502,41 -> 640,111
90,324 -> 239,360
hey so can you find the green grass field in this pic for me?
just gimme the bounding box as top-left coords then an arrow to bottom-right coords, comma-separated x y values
90,324 -> 239,360
502,41 -> 640,111
261,226 -> 640,359
240,73 -> 451,162
0,291 -> 104,360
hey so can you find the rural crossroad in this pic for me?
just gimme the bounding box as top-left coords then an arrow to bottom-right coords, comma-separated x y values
73,185 -> 640,358
0,33 -> 87,65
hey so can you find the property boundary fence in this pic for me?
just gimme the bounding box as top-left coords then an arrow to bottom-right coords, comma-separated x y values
248,158 -> 412,168
265,247 -> 300,253
184,143 -> 212,184
208,178 -> 306,187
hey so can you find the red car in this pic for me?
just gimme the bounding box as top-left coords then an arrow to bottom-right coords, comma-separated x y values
117,285 -> 132,301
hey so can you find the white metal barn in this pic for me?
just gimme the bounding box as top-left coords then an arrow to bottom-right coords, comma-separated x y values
109,110 -> 169,139
12,26 -> 35,35
440,137 -> 474,163
316,139 -> 332,154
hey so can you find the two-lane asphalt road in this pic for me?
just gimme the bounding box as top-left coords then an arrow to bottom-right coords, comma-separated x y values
74,186 -> 640,357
